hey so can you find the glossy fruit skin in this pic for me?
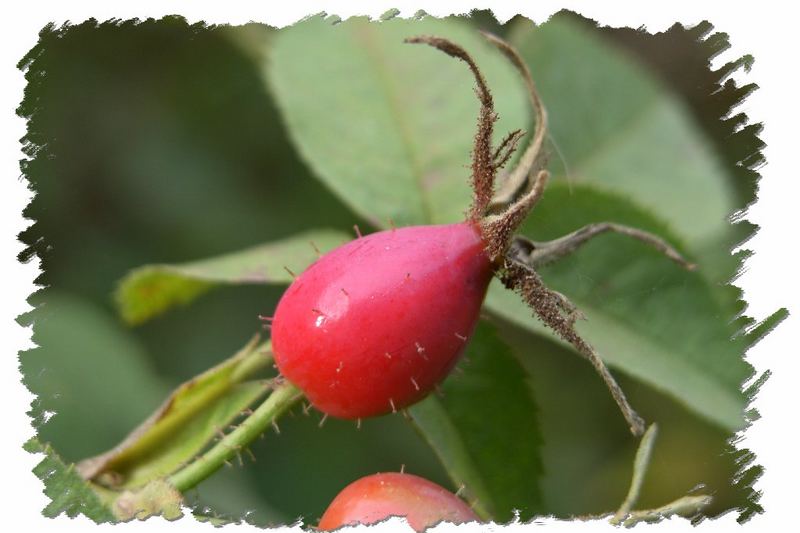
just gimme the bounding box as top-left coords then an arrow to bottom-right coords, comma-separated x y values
318,472 -> 479,531
271,222 -> 493,418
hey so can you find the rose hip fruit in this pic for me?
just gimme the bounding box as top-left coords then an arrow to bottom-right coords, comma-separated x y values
318,472 -> 479,531
271,222 -> 493,418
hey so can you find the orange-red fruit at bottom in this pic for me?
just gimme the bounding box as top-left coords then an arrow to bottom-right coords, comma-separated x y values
318,472 -> 479,531
271,222 -> 493,418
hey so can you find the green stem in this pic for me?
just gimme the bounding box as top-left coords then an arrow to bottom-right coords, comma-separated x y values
611,423 -> 658,525
621,495 -> 713,526
168,381 -> 302,493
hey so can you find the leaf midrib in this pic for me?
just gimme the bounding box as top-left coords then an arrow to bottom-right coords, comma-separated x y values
354,23 -> 433,224
557,93 -> 662,182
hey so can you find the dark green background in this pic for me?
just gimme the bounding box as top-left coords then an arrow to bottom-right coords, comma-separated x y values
18,11 -> 762,525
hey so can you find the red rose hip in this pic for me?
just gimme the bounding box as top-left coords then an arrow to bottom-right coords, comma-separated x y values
318,472 -> 479,531
271,222 -> 493,418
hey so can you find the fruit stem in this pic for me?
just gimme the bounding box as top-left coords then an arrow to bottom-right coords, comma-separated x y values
611,423 -> 658,524
167,380 -> 303,493
619,495 -> 713,526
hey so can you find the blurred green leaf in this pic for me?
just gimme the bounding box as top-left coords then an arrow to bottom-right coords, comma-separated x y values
509,15 -> 736,248
268,15 -> 527,227
77,336 -> 271,489
21,293 -> 170,461
485,183 -> 749,431
25,438 -> 116,522
115,229 -> 350,325
408,322 -> 542,522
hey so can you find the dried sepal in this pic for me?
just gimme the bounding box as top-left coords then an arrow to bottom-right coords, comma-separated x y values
481,30 -> 549,212
492,129 -> 526,171
525,222 -> 697,270
405,36 -> 497,221
499,256 -> 646,437
481,169 -> 549,261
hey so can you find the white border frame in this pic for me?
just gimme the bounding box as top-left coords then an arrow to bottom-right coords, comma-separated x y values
2,2 -> 796,532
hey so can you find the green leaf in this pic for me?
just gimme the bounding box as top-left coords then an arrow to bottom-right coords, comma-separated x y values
485,183 -> 750,431
76,336 -> 272,489
509,15 -> 737,248
268,15 -> 528,227
24,438 -> 116,522
21,292 -> 171,461
115,228 -> 350,325
408,321 -> 542,522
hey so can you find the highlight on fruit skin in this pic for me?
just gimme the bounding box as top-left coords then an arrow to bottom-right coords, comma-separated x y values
271,222 -> 493,418
317,472 -> 479,532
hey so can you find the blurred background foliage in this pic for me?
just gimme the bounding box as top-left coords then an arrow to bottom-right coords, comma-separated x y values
18,10 -> 767,526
